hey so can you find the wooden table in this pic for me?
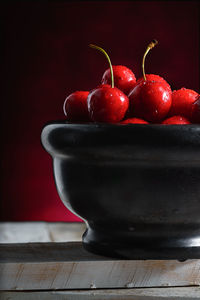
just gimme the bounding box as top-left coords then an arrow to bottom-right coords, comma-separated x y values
0,222 -> 200,299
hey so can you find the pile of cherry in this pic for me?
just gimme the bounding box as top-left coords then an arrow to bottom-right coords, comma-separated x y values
63,40 -> 200,125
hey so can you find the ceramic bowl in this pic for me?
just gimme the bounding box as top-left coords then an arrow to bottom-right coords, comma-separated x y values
41,121 -> 200,259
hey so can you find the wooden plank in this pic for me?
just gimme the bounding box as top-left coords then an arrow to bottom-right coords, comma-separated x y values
0,222 -> 85,243
0,242 -> 200,290
1,287 -> 200,300
0,222 -> 51,243
0,242 -> 109,262
47,223 -> 86,242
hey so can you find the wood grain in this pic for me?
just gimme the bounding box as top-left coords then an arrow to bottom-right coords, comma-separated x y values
0,242 -> 200,290
0,222 -> 86,243
1,287 -> 200,300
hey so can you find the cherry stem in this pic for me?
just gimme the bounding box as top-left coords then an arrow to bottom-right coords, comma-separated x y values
142,39 -> 158,81
89,44 -> 114,88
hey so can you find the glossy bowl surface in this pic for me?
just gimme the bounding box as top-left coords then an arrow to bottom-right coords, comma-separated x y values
41,121 -> 200,259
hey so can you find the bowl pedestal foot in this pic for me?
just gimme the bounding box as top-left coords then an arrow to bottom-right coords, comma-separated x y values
82,225 -> 200,260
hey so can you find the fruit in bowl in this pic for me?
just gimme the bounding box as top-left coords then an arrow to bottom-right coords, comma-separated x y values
42,41 -> 200,260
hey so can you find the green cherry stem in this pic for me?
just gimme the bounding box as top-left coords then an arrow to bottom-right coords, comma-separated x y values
142,39 -> 158,81
89,44 -> 114,88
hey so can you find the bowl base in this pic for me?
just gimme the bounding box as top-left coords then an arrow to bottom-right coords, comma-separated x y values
82,226 -> 200,260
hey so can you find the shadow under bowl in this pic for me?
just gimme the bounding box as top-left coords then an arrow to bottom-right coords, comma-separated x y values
41,121 -> 200,260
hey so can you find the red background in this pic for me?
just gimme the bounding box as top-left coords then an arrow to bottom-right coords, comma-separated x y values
1,1 -> 199,221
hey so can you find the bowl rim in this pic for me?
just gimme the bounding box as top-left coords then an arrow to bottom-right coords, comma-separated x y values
42,119 -> 200,129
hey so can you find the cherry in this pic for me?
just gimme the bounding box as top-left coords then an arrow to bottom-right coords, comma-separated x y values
191,95 -> 200,123
135,74 -> 171,93
87,44 -> 129,123
63,91 -> 90,122
94,83 -> 111,89
121,117 -> 148,124
129,81 -> 172,122
88,87 -> 129,123
101,65 -> 136,95
128,40 -> 172,123
128,40 -> 171,94
168,88 -> 199,119
162,115 -> 191,124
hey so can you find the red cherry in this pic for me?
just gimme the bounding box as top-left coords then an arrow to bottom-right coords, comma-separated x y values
134,74 -> 171,93
162,115 -> 191,124
127,39 -> 172,123
191,96 -> 200,123
128,80 -> 172,123
168,88 -> 199,119
102,65 -> 136,95
121,117 -> 148,124
87,86 -> 129,123
89,84 -> 111,95
96,84 -> 111,89
89,44 -> 129,123
63,91 -> 90,121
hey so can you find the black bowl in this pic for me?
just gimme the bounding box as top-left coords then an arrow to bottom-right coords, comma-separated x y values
41,121 -> 200,260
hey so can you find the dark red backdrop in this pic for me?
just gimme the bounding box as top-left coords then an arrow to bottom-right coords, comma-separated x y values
1,1 -> 199,221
